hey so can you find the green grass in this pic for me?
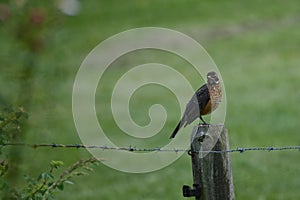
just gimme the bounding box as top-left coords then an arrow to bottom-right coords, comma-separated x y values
1,0 -> 300,199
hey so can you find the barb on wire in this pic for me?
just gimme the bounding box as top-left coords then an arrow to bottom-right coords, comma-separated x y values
1,143 -> 300,154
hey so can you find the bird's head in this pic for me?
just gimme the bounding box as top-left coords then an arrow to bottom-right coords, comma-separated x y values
207,71 -> 219,85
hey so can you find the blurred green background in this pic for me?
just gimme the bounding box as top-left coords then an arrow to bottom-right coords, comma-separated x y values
1,0 -> 300,199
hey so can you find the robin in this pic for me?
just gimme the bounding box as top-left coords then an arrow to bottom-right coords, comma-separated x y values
169,71 -> 222,139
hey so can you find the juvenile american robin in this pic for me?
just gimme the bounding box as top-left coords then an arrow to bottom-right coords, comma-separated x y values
169,71 -> 222,139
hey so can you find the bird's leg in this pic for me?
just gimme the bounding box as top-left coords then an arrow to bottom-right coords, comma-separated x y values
200,116 -> 209,125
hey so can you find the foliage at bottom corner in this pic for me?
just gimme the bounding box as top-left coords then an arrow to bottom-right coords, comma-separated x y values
1,158 -> 98,200
0,107 -> 99,199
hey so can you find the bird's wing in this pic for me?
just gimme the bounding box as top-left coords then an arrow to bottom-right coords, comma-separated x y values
183,84 -> 210,125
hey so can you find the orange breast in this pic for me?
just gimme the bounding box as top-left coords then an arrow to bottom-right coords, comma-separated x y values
200,84 -> 222,116
200,99 -> 212,115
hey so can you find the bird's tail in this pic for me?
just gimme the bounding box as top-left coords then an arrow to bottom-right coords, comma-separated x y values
169,120 -> 183,139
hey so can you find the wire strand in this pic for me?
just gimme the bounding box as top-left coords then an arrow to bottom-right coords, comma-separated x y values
1,143 -> 300,154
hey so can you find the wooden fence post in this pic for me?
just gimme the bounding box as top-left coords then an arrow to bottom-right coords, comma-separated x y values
183,125 -> 235,200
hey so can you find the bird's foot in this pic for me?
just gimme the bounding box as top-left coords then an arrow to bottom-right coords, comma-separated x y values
199,122 -> 210,127
199,116 -> 209,126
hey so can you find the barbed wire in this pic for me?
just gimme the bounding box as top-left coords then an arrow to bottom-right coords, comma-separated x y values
1,143 -> 300,154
